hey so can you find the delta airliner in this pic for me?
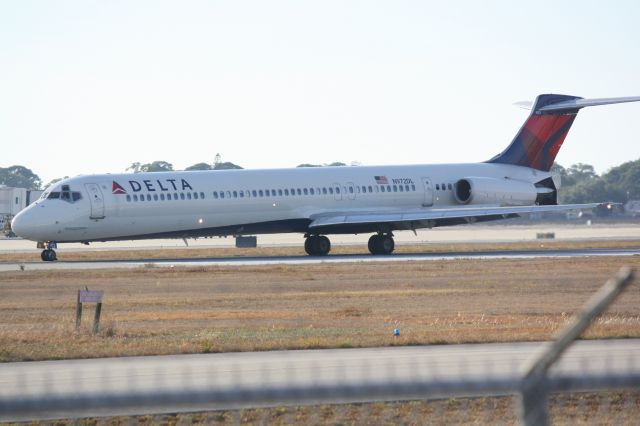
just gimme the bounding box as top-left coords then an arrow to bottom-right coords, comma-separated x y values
11,94 -> 640,261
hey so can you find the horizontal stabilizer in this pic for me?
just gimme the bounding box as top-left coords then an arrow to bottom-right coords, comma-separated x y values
537,96 -> 640,113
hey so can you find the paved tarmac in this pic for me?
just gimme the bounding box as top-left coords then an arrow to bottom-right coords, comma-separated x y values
1,340 -> 638,421
1,246 -> 639,271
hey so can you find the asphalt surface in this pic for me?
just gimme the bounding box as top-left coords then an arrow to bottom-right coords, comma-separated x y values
1,340 -> 638,421
1,246 -> 639,271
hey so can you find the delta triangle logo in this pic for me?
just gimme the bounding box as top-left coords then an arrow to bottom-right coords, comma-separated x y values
112,181 -> 127,195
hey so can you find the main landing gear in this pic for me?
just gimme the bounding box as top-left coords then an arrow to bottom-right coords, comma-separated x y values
39,241 -> 58,262
368,233 -> 395,255
304,235 -> 331,256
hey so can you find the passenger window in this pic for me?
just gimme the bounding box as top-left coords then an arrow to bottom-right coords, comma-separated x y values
126,195 -> 131,202
405,185 -> 410,192
178,193 -> 184,200
278,189 -> 283,196
159,194 -> 164,201
297,189 -> 302,195
348,186 -> 354,194
310,188 -> 314,195
200,192 -> 205,199
303,188 -> 308,195
412,184 -> 416,191
436,184 -> 440,190
441,183 -> 446,190
335,187 -> 340,194
153,194 -> 159,201
172,193 -> 177,200
322,188 -> 327,195
239,191 -> 244,198
232,191 -> 238,198
448,183 -> 453,190
329,187 -> 334,194
284,189 -> 289,196
139,196 -> 144,202
133,195 -> 138,201
194,192 -> 198,200
213,192 -> 218,199
220,192 -> 225,199
399,185 -> 404,192
259,190 -> 264,197
381,186 -> 386,193
147,194 -> 152,201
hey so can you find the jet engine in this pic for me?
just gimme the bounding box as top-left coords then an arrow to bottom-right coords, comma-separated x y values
453,177 -> 539,206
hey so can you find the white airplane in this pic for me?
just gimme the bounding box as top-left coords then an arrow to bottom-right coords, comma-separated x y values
11,94 -> 640,261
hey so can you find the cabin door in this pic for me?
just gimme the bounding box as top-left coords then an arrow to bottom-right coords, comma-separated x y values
421,177 -> 434,207
85,183 -> 105,219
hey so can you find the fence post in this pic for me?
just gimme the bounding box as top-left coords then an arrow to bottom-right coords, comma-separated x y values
519,266 -> 634,425
75,291 -> 83,330
93,302 -> 102,334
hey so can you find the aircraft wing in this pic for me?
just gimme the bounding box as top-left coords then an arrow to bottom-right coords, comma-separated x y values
308,203 -> 601,230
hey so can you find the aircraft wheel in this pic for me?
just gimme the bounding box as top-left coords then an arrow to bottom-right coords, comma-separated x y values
368,234 -> 394,255
378,235 -> 395,254
313,235 -> 331,256
304,236 -> 316,255
368,235 -> 379,254
41,249 -> 57,262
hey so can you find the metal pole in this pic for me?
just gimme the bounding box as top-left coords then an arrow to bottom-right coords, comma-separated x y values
519,266 -> 634,426
75,290 -> 82,330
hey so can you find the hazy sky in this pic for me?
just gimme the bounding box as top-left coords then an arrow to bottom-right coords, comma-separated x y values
2,1 -> 639,185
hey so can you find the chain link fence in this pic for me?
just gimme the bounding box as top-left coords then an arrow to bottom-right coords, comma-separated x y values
1,268 -> 638,425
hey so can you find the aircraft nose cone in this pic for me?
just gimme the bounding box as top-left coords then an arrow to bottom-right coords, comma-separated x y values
11,208 -> 38,240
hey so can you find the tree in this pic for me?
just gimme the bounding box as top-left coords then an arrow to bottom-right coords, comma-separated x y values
213,161 -> 243,170
185,162 -> 213,171
0,165 -> 42,189
126,162 -> 141,173
297,163 -> 322,168
140,161 -> 174,172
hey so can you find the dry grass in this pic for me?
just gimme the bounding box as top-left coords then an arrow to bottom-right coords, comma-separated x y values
1,238 -> 640,263
1,254 -> 639,362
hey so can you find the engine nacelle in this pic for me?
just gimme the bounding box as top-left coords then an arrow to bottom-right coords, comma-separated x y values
453,177 -> 538,206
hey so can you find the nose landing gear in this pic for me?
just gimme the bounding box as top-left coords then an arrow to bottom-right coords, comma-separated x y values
39,241 -> 58,262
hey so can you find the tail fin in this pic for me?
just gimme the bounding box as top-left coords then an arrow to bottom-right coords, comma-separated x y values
487,94 -> 640,171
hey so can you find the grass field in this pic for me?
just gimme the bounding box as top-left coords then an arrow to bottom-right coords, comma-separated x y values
1,252 -> 638,362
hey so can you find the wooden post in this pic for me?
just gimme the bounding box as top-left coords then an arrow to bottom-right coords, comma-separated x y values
75,291 -> 83,330
93,303 -> 102,333
76,289 -> 104,333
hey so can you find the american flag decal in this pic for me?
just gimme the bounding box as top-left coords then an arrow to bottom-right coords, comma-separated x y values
374,175 -> 388,184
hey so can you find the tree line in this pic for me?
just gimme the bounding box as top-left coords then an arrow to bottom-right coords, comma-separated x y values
2,158 -> 639,206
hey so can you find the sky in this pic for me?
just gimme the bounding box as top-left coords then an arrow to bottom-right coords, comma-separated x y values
1,1 -> 639,185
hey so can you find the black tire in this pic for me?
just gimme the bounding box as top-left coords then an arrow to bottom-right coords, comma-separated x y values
314,236 -> 331,256
41,250 -> 47,261
368,235 -> 379,254
379,235 -> 395,254
50,250 -> 57,261
304,237 -> 316,255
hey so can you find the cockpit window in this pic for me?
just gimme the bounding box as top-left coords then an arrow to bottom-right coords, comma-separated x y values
46,187 -> 82,203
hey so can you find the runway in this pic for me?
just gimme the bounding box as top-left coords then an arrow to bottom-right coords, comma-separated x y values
1,340 -> 638,421
1,246 -> 639,271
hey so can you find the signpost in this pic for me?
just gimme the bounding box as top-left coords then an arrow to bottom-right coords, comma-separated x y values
76,289 -> 104,333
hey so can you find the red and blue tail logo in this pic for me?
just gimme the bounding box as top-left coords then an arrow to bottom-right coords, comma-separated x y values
488,94 -> 581,171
